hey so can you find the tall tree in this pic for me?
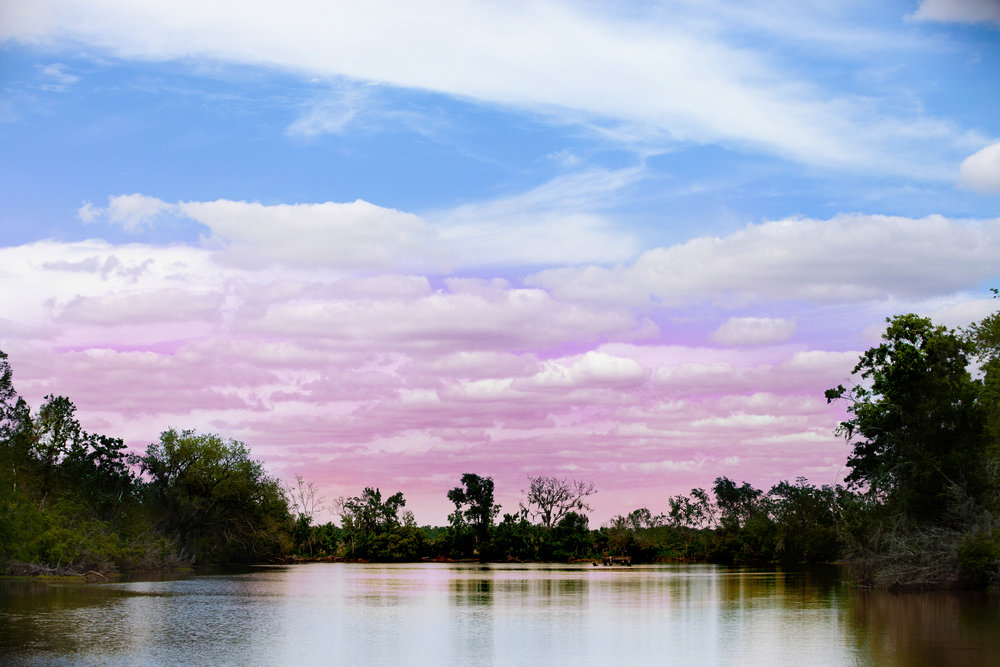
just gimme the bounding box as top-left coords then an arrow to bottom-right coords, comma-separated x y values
0,350 -> 32,491
448,473 -> 500,552
520,476 -> 596,529
826,314 -> 989,520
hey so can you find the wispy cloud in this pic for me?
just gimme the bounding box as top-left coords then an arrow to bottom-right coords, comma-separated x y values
0,0 -> 976,177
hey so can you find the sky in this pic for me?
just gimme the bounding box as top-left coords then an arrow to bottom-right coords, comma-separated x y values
1,0 -> 999,525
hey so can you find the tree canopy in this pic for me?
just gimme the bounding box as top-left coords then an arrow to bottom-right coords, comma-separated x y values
826,314 -> 990,520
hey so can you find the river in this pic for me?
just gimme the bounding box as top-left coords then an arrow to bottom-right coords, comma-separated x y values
2,563 -> 999,665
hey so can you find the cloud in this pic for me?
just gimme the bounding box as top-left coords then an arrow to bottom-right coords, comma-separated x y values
712,317 -> 796,346
0,0 -> 972,176
79,170 -> 643,271
57,288 -> 225,325
433,168 -> 642,268
179,198 -> 441,271
287,87 -> 366,137
527,351 -> 648,389
38,62 -> 79,91
79,194 -> 176,232
528,214 -> 1000,306
912,0 -> 1000,26
959,142 -> 1000,193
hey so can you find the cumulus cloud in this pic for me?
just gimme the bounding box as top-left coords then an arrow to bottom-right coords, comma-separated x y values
712,316 -> 797,346
527,351 -> 648,389
912,0 -> 1000,26
78,171 -> 644,271
0,0 -> 970,176
959,142 -> 1000,193
528,214 -> 1000,306
179,198 -> 441,271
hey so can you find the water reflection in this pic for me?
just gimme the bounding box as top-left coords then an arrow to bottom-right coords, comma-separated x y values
1,564 -> 998,665
843,588 -> 1000,666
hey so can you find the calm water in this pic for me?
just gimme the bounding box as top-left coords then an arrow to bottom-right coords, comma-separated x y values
2,563 -> 999,665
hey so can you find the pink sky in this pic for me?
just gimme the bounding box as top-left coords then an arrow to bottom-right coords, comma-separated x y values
3,213 -> 998,525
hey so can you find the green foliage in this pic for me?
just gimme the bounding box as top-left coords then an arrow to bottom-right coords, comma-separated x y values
139,429 -> 292,563
337,487 -> 420,560
957,531 -> 1000,587
447,473 -> 500,558
827,314 -> 989,520
769,478 -> 841,564
491,513 -> 537,561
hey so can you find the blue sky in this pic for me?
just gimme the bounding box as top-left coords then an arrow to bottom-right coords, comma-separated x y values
1,0 -> 999,521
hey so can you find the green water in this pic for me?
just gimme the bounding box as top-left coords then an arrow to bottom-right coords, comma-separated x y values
2,563 -> 998,665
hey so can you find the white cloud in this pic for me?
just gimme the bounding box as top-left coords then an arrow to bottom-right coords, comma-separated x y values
287,87 -> 366,137
78,170 -> 643,271
179,198 -> 441,271
79,194 -> 176,232
712,316 -> 796,346
434,168 -> 642,268
528,351 -> 648,388
528,214 -> 1000,306
38,62 -> 79,91
0,0 -> 971,176
912,0 -> 1000,26
959,142 -> 1000,193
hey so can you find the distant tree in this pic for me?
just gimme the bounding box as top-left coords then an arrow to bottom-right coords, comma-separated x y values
552,512 -> 592,560
448,473 -> 500,554
667,488 -> 716,529
624,507 -> 665,530
768,478 -> 840,564
520,476 -> 596,529
712,477 -> 764,530
288,474 -> 325,555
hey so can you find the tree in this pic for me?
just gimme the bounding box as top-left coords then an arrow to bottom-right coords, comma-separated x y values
825,314 -> 988,520
667,488 -> 716,530
768,478 -> 840,564
712,477 -> 764,530
342,487 -> 406,537
965,290 -> 1000,469
520,476 -> 596,529
0,350 -> 33,492
139,429 -> 291,562
29,395 -> 86,496
338,487 -> 410,559
448,473 -> 500,555
288,474 -> 325,555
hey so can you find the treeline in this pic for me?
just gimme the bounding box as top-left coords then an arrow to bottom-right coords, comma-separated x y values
288,473 -> 847,566
1,297 -> 998,586
0,352 -> 293,573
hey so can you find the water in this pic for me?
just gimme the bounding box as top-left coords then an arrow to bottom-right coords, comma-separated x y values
2,563 -> 998,665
